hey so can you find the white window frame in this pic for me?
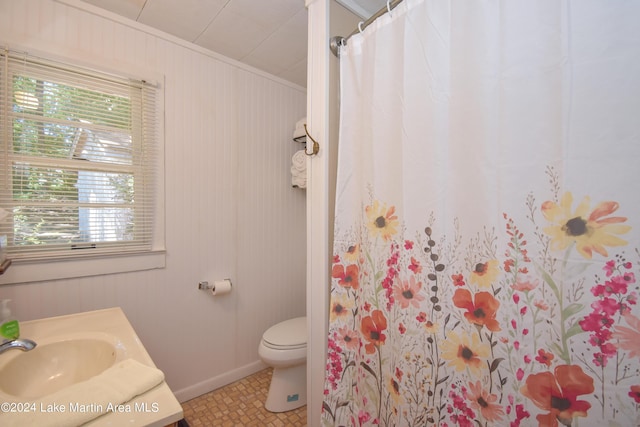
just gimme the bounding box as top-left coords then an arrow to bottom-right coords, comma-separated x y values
0,47 -> 165,285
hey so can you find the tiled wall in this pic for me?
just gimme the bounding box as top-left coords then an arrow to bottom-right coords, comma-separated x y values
0,0 -> 306,401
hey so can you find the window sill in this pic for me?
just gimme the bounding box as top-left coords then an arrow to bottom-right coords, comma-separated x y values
0,250 -> 166,285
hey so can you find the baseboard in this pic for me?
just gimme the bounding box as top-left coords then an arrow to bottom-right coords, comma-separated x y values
173,360 -> 268,403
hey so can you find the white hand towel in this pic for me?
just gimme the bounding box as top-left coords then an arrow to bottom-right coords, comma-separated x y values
2,358 -> 165,427
292,117 -> 306,139
291,149 -> 306,172
291,150 -> 307,189
292,170 -> 307,189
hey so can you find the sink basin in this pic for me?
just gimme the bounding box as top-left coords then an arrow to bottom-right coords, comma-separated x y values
0,308 -> 183,427
0,335 -> 118,399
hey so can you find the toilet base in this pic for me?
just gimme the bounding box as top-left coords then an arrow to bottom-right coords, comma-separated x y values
264,363 -> 307,412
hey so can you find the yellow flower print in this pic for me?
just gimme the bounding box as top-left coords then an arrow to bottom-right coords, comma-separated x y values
343,243 -> 360,262
365,200 -> 399,241
386,375 -> 404,406
542,192 -> 631,259
330,292 -> 353,322
469,259 -> 500,289
424,320 -> 439,334
441,331 -> 490,376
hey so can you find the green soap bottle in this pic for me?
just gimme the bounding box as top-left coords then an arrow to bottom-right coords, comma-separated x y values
0,299 -> 19,342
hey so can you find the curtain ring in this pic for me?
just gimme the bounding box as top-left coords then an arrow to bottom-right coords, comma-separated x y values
386,0 -> 393,15
358,21 -> 364,33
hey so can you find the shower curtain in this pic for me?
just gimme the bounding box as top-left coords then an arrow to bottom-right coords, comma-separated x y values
322,1 -> 640,426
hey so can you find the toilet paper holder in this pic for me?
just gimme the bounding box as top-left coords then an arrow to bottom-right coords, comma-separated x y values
198,279 -> 232,291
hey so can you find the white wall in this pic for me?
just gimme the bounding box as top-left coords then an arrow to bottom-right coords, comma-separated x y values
0,0 -> 307,402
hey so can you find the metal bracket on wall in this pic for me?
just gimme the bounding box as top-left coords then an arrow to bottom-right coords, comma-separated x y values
330,36 -> 345,58
304,124 -> 319,156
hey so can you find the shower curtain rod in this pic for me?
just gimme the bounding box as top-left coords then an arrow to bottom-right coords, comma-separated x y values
330,0 -> 405,57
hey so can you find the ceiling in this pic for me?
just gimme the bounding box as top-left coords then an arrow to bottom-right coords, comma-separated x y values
78,0 -> 386,88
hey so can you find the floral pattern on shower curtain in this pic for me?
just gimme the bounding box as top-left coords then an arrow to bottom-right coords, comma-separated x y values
321,1 -> 640,426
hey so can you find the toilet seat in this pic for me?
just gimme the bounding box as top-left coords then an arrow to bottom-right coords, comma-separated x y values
263,341 -> 306,350
262,317 -> 306,349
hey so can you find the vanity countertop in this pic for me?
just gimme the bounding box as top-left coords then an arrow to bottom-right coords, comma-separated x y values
0,307 -> 183,427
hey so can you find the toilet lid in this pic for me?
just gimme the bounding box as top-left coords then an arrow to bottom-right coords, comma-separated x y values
263,316 -> 306,348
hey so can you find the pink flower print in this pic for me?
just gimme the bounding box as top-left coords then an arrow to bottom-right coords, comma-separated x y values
629,385 -> 640,404
516,368 -> 525,381
404,240 -> 414,249
589,328 -> 613,348
591,297 -> 621,316
511,278 -> 538,292
592,277 -> 629,298
534,299 -> 549,311
504,258 -> 514,273
452,274 -> 466,287
535,349 -> 555,366
614,311 -> 640,359
394,275 -> 425,309
512,404 -> 530,427
326,336 -> 344,390
337,325 -> 360,351
619,285 -> 635,309
603,260 -> 616,277
358,410 -> 371,424
601,342 -> 617,356
465,381 -> 505,422
381,243 -> 400,310
447,386 -> 476,426
408,256 -> 422,274
580,298 -> 618,368
580,311 -> 614,332
612,272 -> 634,289
599,346 -> 617,365
513,293 -> 520,304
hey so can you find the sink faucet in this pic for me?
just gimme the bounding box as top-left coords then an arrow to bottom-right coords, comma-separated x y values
0,338 -> 37,354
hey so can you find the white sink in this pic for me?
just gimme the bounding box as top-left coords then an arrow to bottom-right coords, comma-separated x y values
0,333 -> 120,399
0,308 -> 183,427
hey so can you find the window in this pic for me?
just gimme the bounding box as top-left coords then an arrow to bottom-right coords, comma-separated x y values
0,48 -> 163,281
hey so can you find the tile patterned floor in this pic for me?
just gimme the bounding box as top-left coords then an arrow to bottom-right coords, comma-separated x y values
181,368 -> 307,427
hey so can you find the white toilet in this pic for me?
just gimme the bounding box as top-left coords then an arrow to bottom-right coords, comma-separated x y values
258,316 -> 307,412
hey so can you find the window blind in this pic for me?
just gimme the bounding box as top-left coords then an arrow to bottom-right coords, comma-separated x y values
0,48 -> 158,260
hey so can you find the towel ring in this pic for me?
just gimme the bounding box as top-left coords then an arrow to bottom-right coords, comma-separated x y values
304,124 -> 319,156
